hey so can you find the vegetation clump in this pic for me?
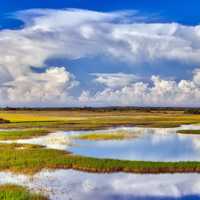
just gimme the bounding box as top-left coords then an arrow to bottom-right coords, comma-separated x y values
0,118 -> 9,124
73,131 -> 138,141
177,130 -> 200,135
0,184 -> 48,200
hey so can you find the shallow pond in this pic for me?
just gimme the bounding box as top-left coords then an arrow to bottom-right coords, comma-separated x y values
2,124 -> 200,161
69,125 -> 200,161
1,169 -> 200,200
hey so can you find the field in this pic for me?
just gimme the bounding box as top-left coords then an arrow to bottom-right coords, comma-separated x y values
0,108 -> 200,198
0,108 -> 200,131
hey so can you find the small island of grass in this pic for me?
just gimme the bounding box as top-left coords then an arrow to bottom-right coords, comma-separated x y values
0,129 -> 50,140
177,130 -> 200,135
0,184 -> 48,200
72,131 -> 138,141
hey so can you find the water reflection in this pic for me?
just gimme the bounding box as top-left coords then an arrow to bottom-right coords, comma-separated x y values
0,170 -> 200,200
69,125 -> 200,161
2,125 -> 200,161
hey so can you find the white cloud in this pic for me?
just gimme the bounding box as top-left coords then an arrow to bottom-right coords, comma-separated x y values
92,73 -> 139,88
0,67 -> 78,105
79,70 -> 200,107
1,8 -> 200,106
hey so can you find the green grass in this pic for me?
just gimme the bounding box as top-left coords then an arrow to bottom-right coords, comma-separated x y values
73,131 -> 138,140
0,110 -> 199,174
0,184 -> 48,200
0,129 -> 50,140
177,130 -> 200,134
0,143 -> 200,174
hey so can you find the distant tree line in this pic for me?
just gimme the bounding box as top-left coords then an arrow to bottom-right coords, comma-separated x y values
0,106 -> 200,113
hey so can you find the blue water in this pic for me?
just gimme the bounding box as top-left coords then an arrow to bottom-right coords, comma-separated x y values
68,126 -> 200,161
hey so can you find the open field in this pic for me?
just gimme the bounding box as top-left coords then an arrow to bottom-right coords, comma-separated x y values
0,184 -> 48,200
0,108 -> 200,131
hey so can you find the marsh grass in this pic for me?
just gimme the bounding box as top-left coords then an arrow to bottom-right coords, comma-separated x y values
0,110 -> 200,130
0,143 -> 200,174
73,131 -> 138,140
0,184 -> 48,200
0,129 -> 50,140
177,130 -> 200,134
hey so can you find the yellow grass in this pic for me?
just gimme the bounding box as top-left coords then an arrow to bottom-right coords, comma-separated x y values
0,109 -> 200,129
0,112 -> 68,122
73,131 -> 138,140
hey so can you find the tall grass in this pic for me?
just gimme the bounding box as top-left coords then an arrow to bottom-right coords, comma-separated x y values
0,129 -> 49,140
177,130 -> 200,134
0,184 -> 48,200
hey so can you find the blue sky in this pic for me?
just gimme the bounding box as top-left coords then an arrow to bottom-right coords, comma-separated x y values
0,1 -> 200,107
1,0 -> 200,25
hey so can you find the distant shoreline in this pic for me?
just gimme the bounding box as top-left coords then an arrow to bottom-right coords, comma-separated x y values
1,106 -> 200,112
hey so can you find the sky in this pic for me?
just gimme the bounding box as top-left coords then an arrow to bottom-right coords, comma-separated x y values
1,0 -> 200,107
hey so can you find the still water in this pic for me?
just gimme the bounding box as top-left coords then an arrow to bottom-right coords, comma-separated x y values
69,125 -> 200,161
3,124 -> 200,162
1,125 -> 200,199
0,169 -> 200,200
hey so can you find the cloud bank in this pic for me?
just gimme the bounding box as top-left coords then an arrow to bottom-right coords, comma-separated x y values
80,70 -> 200,107
1,8 -> 200,106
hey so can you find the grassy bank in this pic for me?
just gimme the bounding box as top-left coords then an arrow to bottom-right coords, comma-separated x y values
1,143 -> 200,174
0,109 -> 199,130
0,129 -> 50,140
177,130 -> 200,134
0,184 -> 48,200
73,131 -> 138,140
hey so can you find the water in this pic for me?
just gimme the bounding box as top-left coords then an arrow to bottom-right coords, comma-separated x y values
1,125 -> 200,199
69,125 -> 200,161
0,169 -> 200,200
2,124 -> 200,161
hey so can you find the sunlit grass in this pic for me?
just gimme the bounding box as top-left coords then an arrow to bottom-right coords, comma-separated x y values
0,143 -> 200,174
0,112 -> 67,123
0,184 -> 48,200
0,110 -> 200,130
73,131 -> 138,140
0,129 -> 50,140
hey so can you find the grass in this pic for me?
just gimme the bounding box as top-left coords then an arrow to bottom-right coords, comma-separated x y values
73,131 -> 138,140
0,129 -> 50,140
0,110 -> 200,130
0,109 -> 200,130
177,130 -> 200,134
0,112 -> 66,123
0,184 -> 48,200
1,143 -> 200,174
0,109 -> 199,174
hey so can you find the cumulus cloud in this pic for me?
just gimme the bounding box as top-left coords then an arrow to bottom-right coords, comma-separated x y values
92,73 -> 139,88
80,70 -> 200,107
1,8 -> 200,106
1,67 -> 78,105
